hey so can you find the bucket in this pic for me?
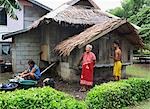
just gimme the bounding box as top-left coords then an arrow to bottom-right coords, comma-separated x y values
19,80 -> 37,89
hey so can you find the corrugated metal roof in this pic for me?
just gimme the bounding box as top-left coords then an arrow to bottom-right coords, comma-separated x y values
35,0 -> 71,10
0,34 -> 12,42
2,28 -> 30,40
27,0 -> 52,11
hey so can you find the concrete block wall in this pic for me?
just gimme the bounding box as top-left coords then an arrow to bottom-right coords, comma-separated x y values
12,30 -> 40,73
57,62 -> 79,81
57,62 -> 126,82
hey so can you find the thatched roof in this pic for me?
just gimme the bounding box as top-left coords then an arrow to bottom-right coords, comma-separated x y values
29,0 -> 106,28
3,4 -> 113,39
52,6 -> 112,24
55,19 -> 144,56
3,0 -> 140,41
30,5 -> 114,29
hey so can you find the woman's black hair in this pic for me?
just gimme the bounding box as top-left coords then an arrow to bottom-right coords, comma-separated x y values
28,59 -> 35,65
113,40 -> 120,46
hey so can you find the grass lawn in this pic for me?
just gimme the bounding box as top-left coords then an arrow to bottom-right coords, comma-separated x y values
125,64 -> 150,109
124,99 -> 150,109
126,64 -> 150,78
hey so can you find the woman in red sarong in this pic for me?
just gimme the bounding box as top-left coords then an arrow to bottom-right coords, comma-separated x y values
78,44 -> 96,92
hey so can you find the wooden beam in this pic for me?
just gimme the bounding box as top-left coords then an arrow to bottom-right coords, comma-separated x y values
77,62 -> 132,69
95,62 -> 131,68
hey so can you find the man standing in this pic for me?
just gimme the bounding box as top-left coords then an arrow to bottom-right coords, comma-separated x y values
111,41 -> 122,81
78,44 -> 96,92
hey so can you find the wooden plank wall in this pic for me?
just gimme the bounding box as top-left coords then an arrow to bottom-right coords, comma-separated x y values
40,22 -> 133,67
42,22 -> 88,62
69,32 -> 133,67
24,4 -> 48,28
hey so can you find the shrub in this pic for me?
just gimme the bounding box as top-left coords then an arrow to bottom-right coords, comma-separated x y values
85,78 -> 150,109
1,78 -> 150,109
0,87 -> 87,109
122,78 -> 150,101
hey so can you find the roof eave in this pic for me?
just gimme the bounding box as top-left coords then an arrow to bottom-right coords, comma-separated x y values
55,19 -> 144,56
2,28 -> 31,40
130,23 -> 141,30
28,0 -> 52,11
67,0 -> 100,9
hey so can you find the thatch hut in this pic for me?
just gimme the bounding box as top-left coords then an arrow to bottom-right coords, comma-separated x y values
3,0 -> 143,81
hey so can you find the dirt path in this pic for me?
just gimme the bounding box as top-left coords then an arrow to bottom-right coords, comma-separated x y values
0,72 -> 14,83
54,79 -> 88,100
0,72 -> 112,100
53,76 -> 113,100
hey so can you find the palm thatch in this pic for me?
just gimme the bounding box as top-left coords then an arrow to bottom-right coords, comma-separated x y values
53,6 -> 112,25
30,5 -> 115,29
55,19 -> 143,56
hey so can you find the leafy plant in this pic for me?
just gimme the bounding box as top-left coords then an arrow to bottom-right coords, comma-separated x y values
0,0 -> 21,20
128,7 -> 150,27
86,78 -> 150,109
0,87 -> 87,109
1,79 -> 150,109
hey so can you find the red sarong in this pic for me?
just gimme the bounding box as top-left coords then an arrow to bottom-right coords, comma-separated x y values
80,62 -> 94,86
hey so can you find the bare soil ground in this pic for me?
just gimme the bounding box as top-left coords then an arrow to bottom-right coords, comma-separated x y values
53,76 -> 113,100
0,72 -> 13,83
55,79 -> 88,100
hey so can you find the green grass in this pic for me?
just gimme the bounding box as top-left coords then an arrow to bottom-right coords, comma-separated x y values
126,64 -> 150,109
124,99 -> 150,109
126,64 -> 150,79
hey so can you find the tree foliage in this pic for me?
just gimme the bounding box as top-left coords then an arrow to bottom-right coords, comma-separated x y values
129,7 -> 150,45
109,7 -> 125,18
108,0 -> 150,46
129,7 -> 150,26
122,0 -> 147,17
109,0 -> 150,18
140,24 -> 150,45
0,0 -> 21,20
